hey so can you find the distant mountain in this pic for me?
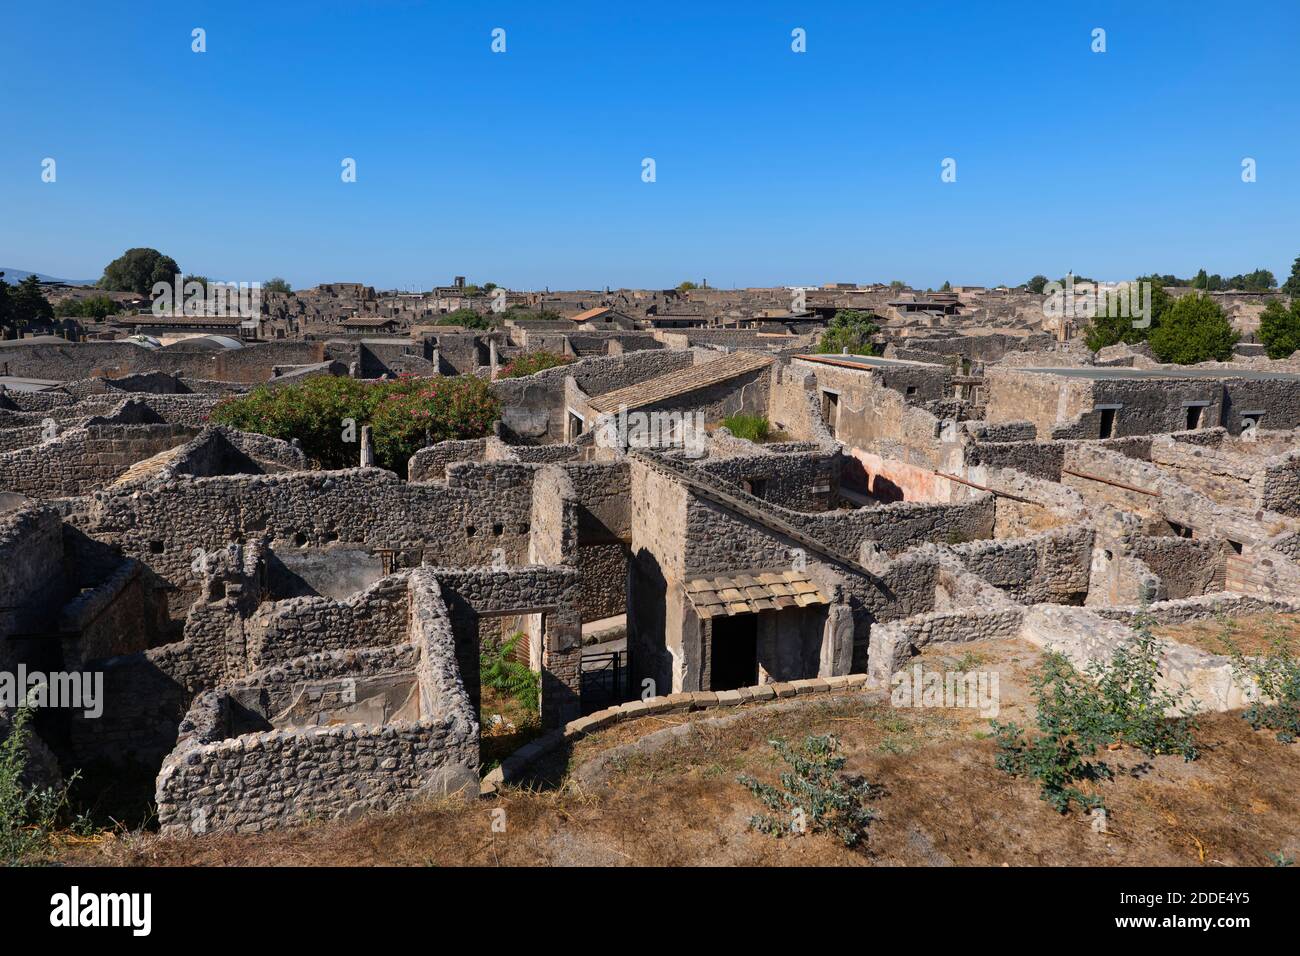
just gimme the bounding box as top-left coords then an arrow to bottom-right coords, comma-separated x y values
0,268 -> 98,286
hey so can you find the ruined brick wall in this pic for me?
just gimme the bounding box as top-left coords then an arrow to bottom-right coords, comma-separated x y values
155,648 -> 478,835
940,524 -> 1095,605
493,348 -> 695,444
966,434 -> 1152,481
697,449 -> 839,512
0,423 -> 198,498
1128,535 -> 1221,600
0,504 -> 67,658
867,606 -> 1027,682
245,573 -> 411,670
1,341 -> 326,383
72,466 -> 537,611
1260,450 -> 1300,517
407,438 -> 489,481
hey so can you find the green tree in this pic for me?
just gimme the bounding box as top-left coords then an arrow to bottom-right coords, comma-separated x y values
436,308 -> 493,330
1082,276 -> 1172,351
940,280 -> 952,291
263,277 -> 292,294
499,350 -> 574,378
1258,300 -> 1300,359
9,276 -> 54,328
677,281 -> 698,291
210,374 -> 500,474
1282,257 -> 1300,298
54,294 -> 119,320
0,278 -> 14,335
816,309 -> 880,356
1025,275 -> 1049,294
99,248 -> 181,296
1149,293 -> 1239,364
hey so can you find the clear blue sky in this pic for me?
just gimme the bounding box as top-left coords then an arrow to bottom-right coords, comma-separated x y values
2,0 -> 1298,291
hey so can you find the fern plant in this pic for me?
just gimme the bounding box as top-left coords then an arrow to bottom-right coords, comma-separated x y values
480,632 -> 540,714
737,734 -> 875,847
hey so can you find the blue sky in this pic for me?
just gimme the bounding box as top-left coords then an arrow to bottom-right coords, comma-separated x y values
2,1 -> 1298,291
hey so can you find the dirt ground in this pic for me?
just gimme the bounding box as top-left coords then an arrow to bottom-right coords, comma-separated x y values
54,637 -> 1300,867
1153,611 -> 1300,657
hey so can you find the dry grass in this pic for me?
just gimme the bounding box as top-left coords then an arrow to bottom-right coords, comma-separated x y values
1153,612 -> 1300,658
51,637 -> 1300,867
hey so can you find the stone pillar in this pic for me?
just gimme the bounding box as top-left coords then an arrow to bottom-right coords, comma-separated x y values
819,604 -> 854,677
360,425 -> 375,468
539,608 -> 583,728
489,339 -> 499,381
348,360 -> 360,378
431,346 -> 441,375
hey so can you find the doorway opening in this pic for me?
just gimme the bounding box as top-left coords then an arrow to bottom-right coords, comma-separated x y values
711,613 -> 758,691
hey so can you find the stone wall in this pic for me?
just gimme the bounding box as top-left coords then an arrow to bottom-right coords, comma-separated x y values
0,422 -> 198,498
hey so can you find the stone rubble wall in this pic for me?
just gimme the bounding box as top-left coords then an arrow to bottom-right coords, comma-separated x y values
0,422 -> 199,498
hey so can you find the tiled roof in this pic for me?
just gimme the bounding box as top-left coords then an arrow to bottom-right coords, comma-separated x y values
684,569 -> 829,619
569,307 -> 612,322
588,351 -> 773,414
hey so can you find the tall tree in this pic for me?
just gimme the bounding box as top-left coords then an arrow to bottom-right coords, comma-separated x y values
1258,300 -> 1300,359
10,275 -> 54,328
1149,293 -> 1239,364
1282,256 -> 1300,298
816,309 -> 881,356
1083,276 -> 1171,351
99,248 -> 181,296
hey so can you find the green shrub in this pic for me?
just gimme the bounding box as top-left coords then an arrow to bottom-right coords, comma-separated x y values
1259,300 -> 1300,360
815,310 -> 881,357
992,622 -> 1197,813
435,308 -> 493,330
1148,293 -> 1239,364
210,374 -> 500,474
498,350 -> 574,379
1,708 -> 88,865
1231,635 -> 1300,743
737,734 -> 876,847
721,414 -> 770,442
480,632 -> 540,714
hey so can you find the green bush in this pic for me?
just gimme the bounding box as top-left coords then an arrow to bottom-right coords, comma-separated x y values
1231,634 -> 1300,743
737,734 -> 876,847
210,374 -> 500,474
1148,293 -> 1239,364
992,622 -> 1197,813
1259,300 -> 1300,360
480,632 -> 540,713
499,350 -> 574,379
1,708 -> 88,865
815,310 -> 880,357
436,308 -> 494,330
722,414 -> 770,442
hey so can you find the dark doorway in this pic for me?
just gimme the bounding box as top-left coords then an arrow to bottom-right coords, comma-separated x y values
1098,407 -> 1117,438
1185,405 -> 1203,430
711,613 -> 758,691
821,390 -> 839,438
